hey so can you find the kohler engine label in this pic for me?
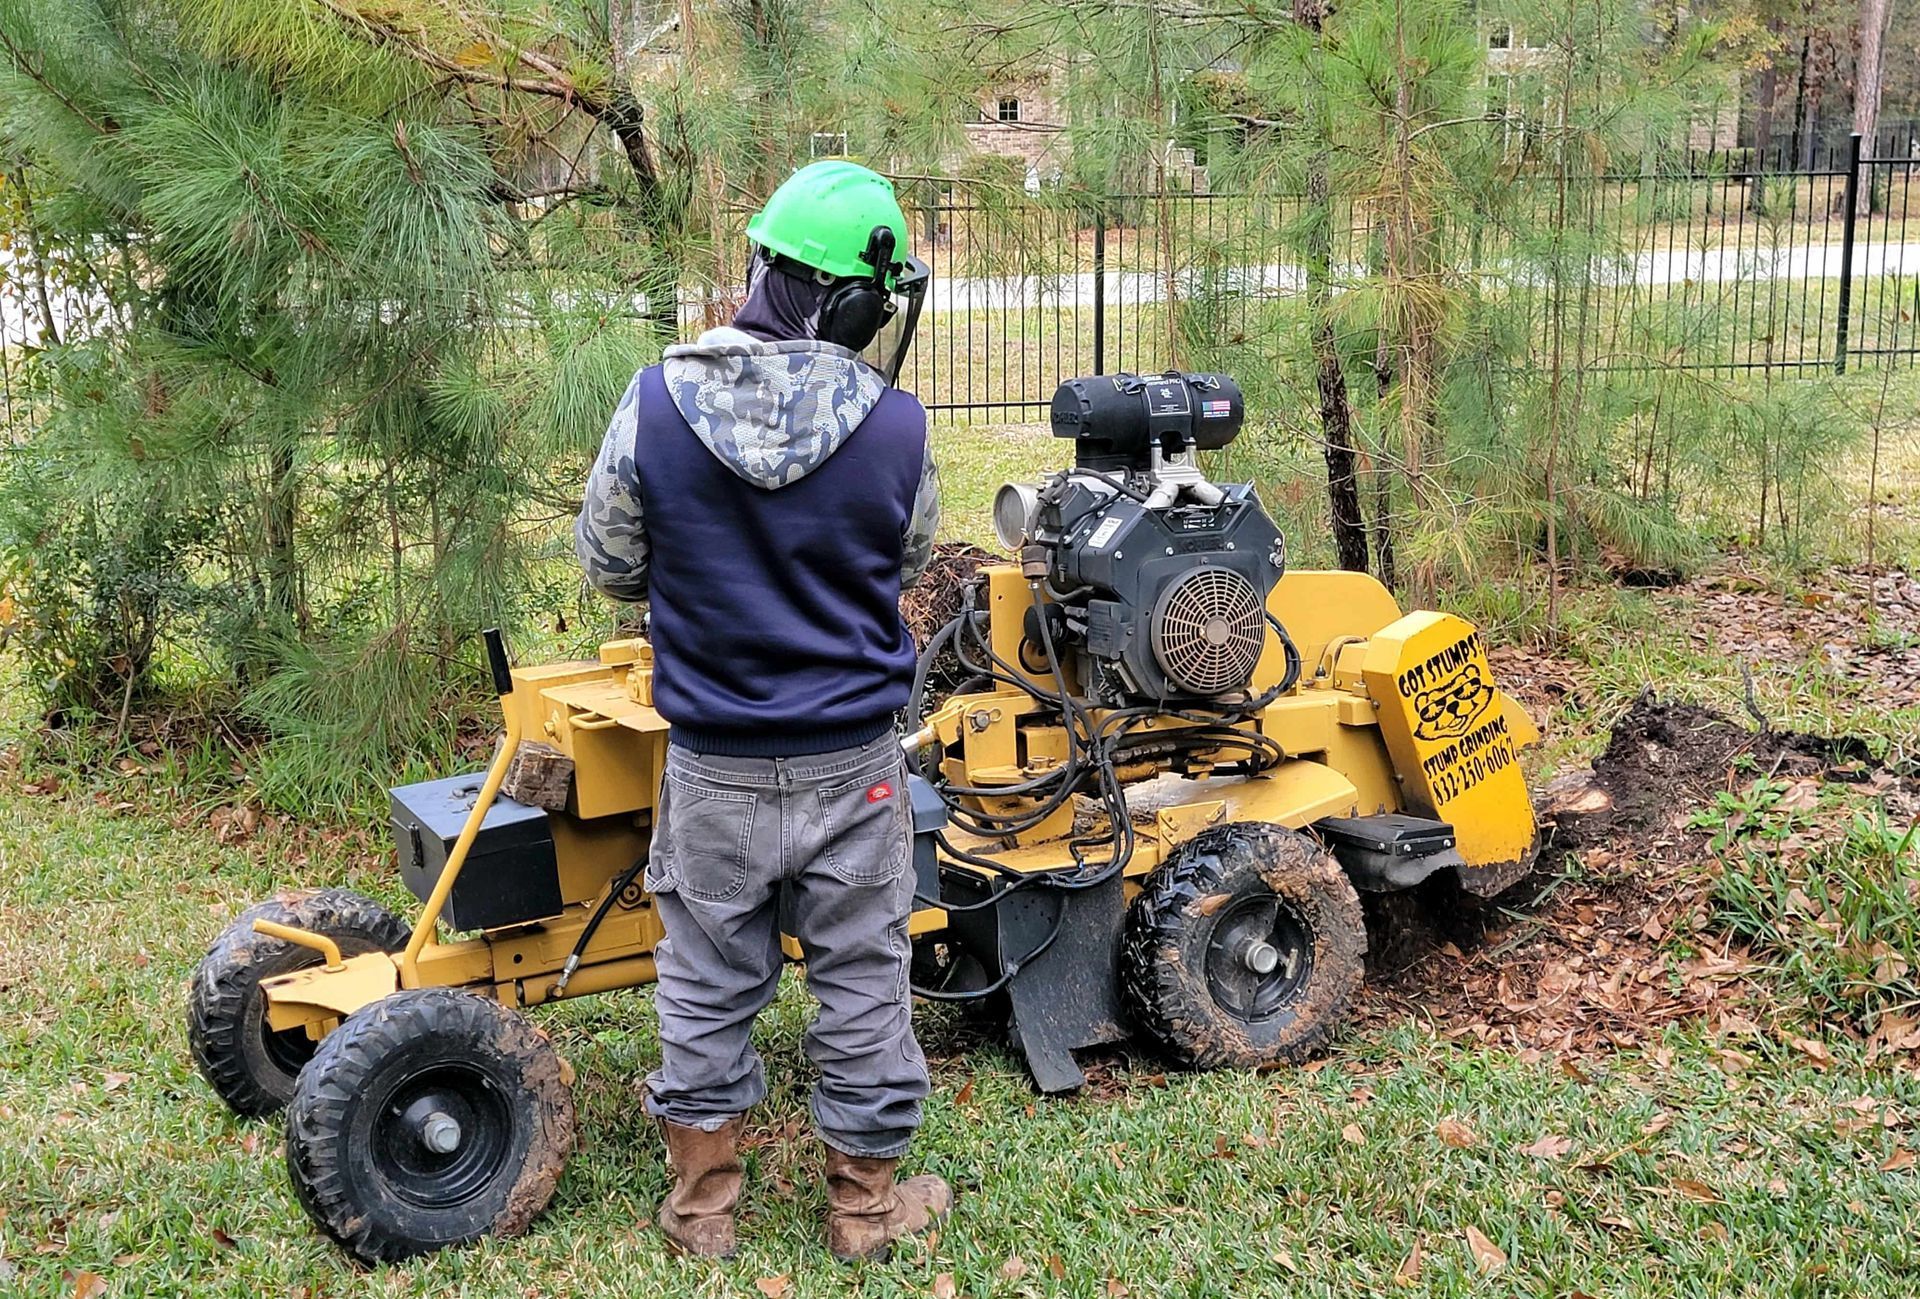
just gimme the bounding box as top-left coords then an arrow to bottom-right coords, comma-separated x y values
1087,516 -> 1125,549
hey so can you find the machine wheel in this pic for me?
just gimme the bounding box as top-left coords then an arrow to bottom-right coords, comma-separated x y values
284,987 -> 576,1263
189,888 -> 411,1118
1122,823 -> 1365,1071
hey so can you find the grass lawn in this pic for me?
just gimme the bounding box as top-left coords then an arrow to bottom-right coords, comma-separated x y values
3,767 -> 1919,1298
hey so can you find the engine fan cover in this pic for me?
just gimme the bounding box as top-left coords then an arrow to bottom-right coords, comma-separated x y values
1149,565 -> 1266,695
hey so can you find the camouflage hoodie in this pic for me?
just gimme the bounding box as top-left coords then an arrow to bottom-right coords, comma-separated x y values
574,327 -> 939,603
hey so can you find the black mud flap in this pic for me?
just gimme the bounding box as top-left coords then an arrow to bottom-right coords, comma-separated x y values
940,866 -> 1129,1093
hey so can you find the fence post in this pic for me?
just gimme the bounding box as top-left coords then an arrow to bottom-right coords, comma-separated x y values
1834,131 -> 1862,375
1092,216 -> 1107,375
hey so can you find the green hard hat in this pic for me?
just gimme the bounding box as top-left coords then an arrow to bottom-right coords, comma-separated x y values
746,161 -> 910,285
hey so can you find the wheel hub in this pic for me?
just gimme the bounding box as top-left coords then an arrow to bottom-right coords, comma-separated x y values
1242,939 -> 1281,975
420,1110 -> 463,1155
374,1068 -> 513,1208
1204,895 -> 1312,1022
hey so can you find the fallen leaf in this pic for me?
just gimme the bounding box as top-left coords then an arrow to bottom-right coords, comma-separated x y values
1776,779 -> 1820,811
1104,1280 -> 1129,1297
1393,1237 -> 1423,1287
1880,1147 -> 1915,1172
1437,1117 -> 1479,1149
932,1273 -> 958,1299
210,1226 -> 237,1248
1464,1225 -> 1507,1274
1519,1134 -> 1574,1159
1670,1178 -> 1721,1203
954,1077 -> 975,1106
999,1256 -> 1029,1281
66,1273 -> 108,1299
1790,1037 -> 1833,1069
1340,1122 -> 1365,1145
1272,1248 -> 1298,1274
101,1071 -> 133,1092
754,1275 -> 791,1299
1047,1254 -> 1066,1281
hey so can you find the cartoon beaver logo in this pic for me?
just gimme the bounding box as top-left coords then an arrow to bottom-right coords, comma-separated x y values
1412,661 -> 1495,741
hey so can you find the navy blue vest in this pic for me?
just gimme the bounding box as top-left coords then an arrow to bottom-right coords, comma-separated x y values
630,364 -> 927,756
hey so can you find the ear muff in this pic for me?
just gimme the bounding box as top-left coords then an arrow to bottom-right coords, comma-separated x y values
816,279 -> 891,351
815,223 -> 901,352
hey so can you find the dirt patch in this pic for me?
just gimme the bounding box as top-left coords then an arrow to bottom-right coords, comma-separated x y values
1361,694 -> 1912,1061
1546,692 -> 1877,856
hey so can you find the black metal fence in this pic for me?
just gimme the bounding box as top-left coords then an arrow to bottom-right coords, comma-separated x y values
6,137 -> 1917,431
877,135 -> 1919,417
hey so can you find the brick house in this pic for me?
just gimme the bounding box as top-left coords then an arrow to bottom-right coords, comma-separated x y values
959,78 -> 1070,187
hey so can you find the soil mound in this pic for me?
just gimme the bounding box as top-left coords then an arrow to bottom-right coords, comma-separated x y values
1360,695 -> 1904,1056
1546,692 -> 1877,857
900,541 -> 1002,647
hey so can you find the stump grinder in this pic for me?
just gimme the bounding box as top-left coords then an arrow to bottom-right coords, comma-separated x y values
189,370 -> 1541,1261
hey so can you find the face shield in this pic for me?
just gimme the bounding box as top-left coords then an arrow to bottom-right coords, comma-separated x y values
866,253 -> 929,385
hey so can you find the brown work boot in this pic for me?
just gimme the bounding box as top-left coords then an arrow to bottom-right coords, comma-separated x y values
657,1118 -> 745,1258
824,1146 -> 954,1262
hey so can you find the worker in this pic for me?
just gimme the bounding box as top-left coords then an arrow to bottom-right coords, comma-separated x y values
574,161 -> 947,1262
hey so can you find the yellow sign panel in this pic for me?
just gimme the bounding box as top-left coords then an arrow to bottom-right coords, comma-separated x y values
1361,612 -> 1537,886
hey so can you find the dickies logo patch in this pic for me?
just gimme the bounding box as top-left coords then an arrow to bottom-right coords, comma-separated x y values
865,782 -> 895,804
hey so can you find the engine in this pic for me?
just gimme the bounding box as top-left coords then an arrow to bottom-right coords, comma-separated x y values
993,371 -> 1287,708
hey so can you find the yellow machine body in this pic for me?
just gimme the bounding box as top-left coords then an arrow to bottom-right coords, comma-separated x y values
258,566 -> 1538,1048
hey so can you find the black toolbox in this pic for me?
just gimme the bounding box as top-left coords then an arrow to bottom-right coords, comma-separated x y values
390,774 -> 562,931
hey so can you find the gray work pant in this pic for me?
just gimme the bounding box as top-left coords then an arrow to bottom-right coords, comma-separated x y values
642,735 -> 930,1158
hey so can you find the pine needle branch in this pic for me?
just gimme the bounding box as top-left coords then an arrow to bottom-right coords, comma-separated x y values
0,26 -> 118,136
304,0 -> 660,190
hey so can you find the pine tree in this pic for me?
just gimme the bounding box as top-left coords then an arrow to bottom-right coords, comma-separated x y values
0,0 -> 668,808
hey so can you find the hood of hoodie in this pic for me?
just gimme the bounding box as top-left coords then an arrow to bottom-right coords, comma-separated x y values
660,327 -> 888,490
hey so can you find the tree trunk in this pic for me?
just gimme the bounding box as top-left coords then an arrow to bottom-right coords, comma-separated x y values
266,437 -> 300,624
1791,26 -> 1814,170
1852,0 -> 1891,214
1749,18 -> 1782,213
1371,282 -> 1397,592
10,171 -> 62,347
1294,0 -> 1367,572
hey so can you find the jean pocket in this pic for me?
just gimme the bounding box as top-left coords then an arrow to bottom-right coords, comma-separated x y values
660,772 -> 757,902
818,761 -> 911,886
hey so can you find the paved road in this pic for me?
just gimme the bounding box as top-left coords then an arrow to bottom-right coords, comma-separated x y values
919,241 -> 1920,312
8,241 -> 1920,345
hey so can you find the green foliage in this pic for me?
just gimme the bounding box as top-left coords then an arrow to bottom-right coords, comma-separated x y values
1704,789 -> 1920,1032
0,0 -> 661,806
